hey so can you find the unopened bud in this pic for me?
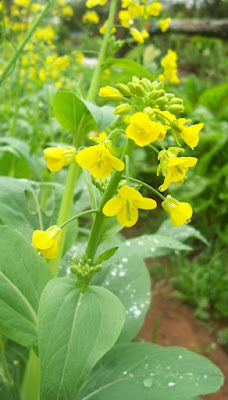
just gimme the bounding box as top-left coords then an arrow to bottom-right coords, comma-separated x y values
168,104 -> 185,114
151,80 -> 159,89
115,83 -> 131,96
114,103 -> 131,115
132,76 -> 140,84
128,82 -> 137,94
169,97 -> 183,105
99,86 -> 122,101
140,78 -> 152,90
157,81 -> 164,89
156,97 -> 169,107
135,84 -> 146,97
149,89 -> 165,100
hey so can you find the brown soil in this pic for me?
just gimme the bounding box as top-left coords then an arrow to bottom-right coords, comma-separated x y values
139,281 -> 228,400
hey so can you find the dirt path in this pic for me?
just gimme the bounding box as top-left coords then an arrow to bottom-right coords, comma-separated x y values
139,282 -> 228,400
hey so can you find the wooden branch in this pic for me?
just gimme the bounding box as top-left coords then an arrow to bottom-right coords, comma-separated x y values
166,18 -> 228,39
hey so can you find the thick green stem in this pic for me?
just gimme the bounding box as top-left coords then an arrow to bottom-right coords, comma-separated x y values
0,0 -> 53,83
48,162 -> 80,277
85,140 -> 134,260
86,0 -> 118,102
20,350 -> 40,400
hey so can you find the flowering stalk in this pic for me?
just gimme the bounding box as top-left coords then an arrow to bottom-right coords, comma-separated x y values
50,0 -> 118,276
0,0 -> 53,83
85,139 -> 134,260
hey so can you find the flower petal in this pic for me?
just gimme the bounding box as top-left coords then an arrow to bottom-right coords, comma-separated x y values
41,240 -> 58,259
32,230 -> 54,250
170,202 -> 193,226
103,198 -> 122,216
117,203 -> 138,227
134,197 -> 157,210
110,156 -> 125,171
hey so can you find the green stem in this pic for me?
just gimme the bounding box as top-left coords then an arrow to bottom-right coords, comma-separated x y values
48,162 -> 80,277
59,209 -> 98,229
86,0 -> 118,102
85,140 -> 134,260
20,350 -> 40,400
0,0 -> 53,83
122,175 -> 166,201
0,334 -> 16,399
148,144 -> 160,155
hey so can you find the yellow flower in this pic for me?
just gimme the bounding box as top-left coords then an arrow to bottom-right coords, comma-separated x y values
39,68 -> 46,82
99,86 -> 122,101
128,2 -> 143,18
53,55 -> 70,69
159,17 -> 171,33
174,119 -> 204,149
0,2 -> 3,12
121,0 -> 130,7
130,28 -> 149,43
119,10 -> 131,27
82,11 -> 100,24
44,146 -> 76,172
103,185 -> 157,227
160,49 -> 180,84
32,226 -> 63,259
86,0 -> 107,7
35,27 -> 55,42
75,52 -> 84,64
31,3 -> 41,13
144,2 -> 162,17
61,6 -> 74,18
158,149 -> 198,191
14,0 -> 30,7
162,195 -> 192,226
99,20 -> 116,34
102,68 -> 110,79
76,144 -> 124,179
126,112 -> 166,147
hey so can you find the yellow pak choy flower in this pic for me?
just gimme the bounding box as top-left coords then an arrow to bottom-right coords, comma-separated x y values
86,0 -> 107,7
162,195 -> 193,226
99,86 -> 123,101
159,17 -> 171,32
158,148 -> 198,191
82,11 -> 100,24
103,185 -> 157,227
53,55 -> 70,69
32,225 -> 63,259
75,143 -> 125,179
126,112 -> 166,146
99,20 -> 116,34
173,118 -> 204,149
130,28 -> 149,43
44,146 -> 76,172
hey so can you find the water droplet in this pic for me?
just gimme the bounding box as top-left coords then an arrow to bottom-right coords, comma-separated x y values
168,382 -> 176,387
151,247 -> 155,252
138,241 -> 143,245
129,373 -> 134,378
178,355 -> 183,359
122,257 -> 128,262
105,281 -> 110,286
204,375 -> 208,379
119,271 -> 126,277
123,371 -> 128,375
145,363 -> 148,369
150,373 -> 155,376
126,241 -> 131,246
143,378 -> 153,388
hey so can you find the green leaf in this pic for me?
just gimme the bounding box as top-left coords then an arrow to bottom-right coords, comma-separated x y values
0,227 -> 52,347
198,82 -> 228,117
93,254 -> 151,342
95,246 -> 119,263
53,91 -> 96,137
82,100 -> 119,130
39,278 -> 125,400
78,343 -> 224,400
105,58 -> 154,81
156,220 -> 208,246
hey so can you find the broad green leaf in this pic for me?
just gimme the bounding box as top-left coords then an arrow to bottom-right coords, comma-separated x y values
105,58 -> 154,81
78,343 -> 224,400
110,233 -> 191,260
53,91 -> 96,137
198,82 -> 228,117
0,137 -> 42,179
82,100 -> 119,130
93,254 -> 151,342
39,278 -> 125,400
156,220 -> 208,246
0,227 -> 52,347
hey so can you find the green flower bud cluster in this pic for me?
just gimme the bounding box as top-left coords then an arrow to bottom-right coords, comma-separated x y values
91,177 -> 109,193
114,77 -> 184,115
71,255 -> 102,292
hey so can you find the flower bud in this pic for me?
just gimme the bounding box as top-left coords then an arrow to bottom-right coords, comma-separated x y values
99,86 -> 122,101
140,78 -> 152,90
169,97 -> 184,105
149,89 -> 165,100
168,104 -> 185,114
132,76 -> 140,84
156,97 -> 169,107
114,103 -> 131,115
135,84 -> 146,97
127,82 -> 137,94
115,83 -> 131,96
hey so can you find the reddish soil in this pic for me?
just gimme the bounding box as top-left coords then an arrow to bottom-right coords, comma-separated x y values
139,281 -> 228,400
